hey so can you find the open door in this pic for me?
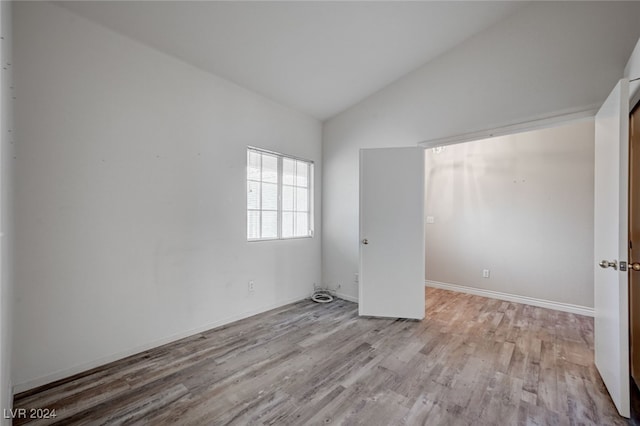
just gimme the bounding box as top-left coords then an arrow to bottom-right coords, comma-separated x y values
594,78 -> 630,417
630,105 -> 640,391
359,147 -> 425,319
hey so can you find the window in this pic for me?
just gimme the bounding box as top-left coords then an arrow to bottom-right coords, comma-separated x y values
247,147 -> 314,241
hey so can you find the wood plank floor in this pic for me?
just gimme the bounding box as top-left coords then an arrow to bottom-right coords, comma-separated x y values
13,288 -> 627,425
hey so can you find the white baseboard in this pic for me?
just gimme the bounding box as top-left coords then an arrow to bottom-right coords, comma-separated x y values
13,295 -> 308,394
425,280 -> 594,317
334,292 -> 358,303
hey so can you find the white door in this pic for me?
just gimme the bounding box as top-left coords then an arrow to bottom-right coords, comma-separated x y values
359,147 -> 425,319
594,78 -> 630,418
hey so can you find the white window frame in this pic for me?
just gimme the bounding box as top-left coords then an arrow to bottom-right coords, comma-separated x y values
247,147 -> 314,241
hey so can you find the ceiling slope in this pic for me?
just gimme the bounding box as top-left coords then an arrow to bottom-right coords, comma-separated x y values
56,1 -> 524,120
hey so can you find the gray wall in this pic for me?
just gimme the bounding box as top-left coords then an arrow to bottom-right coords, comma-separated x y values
13,2 -> 322,391
425,121 -> 595,308
626,38 -> 640,105
0,0 -> 14,420
322,2 -> 640,302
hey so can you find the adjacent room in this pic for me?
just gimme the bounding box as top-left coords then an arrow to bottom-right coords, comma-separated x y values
2,1 -> 640,424
424,120 -> 594,315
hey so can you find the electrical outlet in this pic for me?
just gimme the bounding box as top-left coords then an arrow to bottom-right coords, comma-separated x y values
355,273 -> 359,283
248,280 -> 255,292
482,269 -> 490,278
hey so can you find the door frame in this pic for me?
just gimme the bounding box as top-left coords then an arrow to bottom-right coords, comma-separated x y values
417,106 -> 598,150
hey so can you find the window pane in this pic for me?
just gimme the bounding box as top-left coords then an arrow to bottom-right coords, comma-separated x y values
262,211 -> 277,238
283,158 -> 295,186
247,148 -> 313,241
296,161 -> 308,187
247,211 -> 260,239
262,182 -> 277,210
247,151 -> 261,181
282,185 -> 294,211
262,154 -> 278,183
296,187 -> 308,212
282,212 -> 294,238
247,181 -> 260,209
295,212 -> 308,237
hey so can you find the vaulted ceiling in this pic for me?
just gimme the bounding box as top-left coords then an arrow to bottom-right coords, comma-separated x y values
56,1 -> 525,121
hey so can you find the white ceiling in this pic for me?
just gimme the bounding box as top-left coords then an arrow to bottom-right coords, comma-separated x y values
56,1 -> 525,121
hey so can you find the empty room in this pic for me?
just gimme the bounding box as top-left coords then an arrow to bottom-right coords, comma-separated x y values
2,1 -> 640,425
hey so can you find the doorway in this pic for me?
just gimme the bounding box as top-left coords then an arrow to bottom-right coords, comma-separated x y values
423,120 -> 595,311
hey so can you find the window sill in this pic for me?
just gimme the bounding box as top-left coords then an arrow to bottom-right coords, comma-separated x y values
247,235 -> 314,242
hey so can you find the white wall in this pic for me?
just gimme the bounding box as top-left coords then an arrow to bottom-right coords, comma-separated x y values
323,2 -> 640,302
13,2 -> 322,391
0,0 -> 14,419
425,121 -> 595,308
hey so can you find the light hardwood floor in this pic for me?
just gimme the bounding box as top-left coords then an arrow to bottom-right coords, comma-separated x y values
13,288 -> 627,425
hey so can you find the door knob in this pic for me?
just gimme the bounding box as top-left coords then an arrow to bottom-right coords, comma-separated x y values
362,239 -> 369,245
599,260 -> 618,270
631,263 -> 640,271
